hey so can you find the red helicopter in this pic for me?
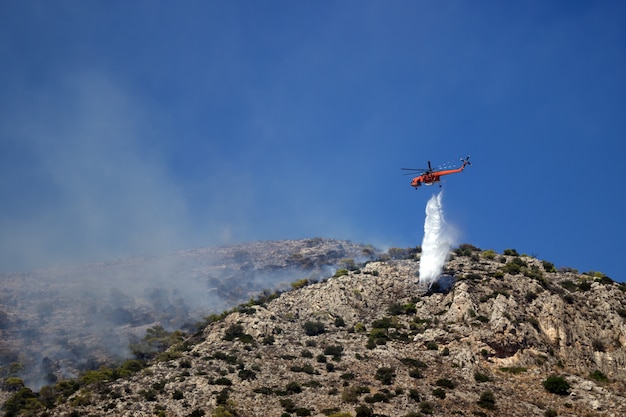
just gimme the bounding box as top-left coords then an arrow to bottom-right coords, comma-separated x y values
402,156 -> 471,189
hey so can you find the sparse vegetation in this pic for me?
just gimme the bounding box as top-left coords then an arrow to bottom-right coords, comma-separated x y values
6,238 -> 626,416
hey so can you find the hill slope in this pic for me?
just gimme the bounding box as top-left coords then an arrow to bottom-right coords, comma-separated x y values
5,246 -> 626,416
0,239 -> 377,390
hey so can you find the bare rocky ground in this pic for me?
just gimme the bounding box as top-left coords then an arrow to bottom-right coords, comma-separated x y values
3,243 -> 626,416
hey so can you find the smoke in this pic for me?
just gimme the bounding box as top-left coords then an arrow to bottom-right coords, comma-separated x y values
418,191 -> 456,287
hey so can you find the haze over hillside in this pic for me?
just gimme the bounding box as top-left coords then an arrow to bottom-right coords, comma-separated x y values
2,240 -> 626,416
0,239 -> 378,391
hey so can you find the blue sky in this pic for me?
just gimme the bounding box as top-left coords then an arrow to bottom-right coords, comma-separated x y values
1,1 -> 625,279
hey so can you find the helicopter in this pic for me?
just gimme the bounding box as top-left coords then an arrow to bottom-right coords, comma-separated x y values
402,156 -> 471,189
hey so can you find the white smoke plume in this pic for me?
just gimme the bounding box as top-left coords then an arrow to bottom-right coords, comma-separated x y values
419,191 -> 456,287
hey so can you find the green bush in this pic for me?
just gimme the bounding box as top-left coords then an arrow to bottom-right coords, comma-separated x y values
477,390 -> 496,409
542,260 -> 556,272
324,345 -> 344,359
499,366 -> 527,374
435,378 -> 455,389
426,341 -> 438,350
285,381 -> 302,394
355,404 -> 374,417
432,388 -> 446,399
408,388 -> 420,402
543,375 -> 570,395
223,324 -> 245,341
303,320 -> 326,336
334,269 -> 349,278
503,248 -> 519,256
474,372 -> 492,382
280,398 -> 296,412
375,367 -> 396,385
419,401 -> 433,415
589,370 -> 609,382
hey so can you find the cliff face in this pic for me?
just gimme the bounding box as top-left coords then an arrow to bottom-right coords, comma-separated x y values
3,244 -> 626,417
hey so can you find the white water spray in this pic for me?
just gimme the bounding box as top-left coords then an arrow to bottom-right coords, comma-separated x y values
419,191 -> 456,287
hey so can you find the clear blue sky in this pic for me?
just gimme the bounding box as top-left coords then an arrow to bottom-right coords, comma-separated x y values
1,1 -> 625,280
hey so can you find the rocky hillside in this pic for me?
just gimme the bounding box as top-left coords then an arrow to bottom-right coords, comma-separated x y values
0,238 -> 378,390
3,244 -> 626,417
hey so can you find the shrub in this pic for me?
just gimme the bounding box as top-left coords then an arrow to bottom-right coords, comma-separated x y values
303,320 -> 326,336
419,401 -> 433,414
432,388 -> 446,399
426,341 -> 438,350
477,390 -> 496,409
501,262 -> 521,275
291,278 -> 310,290
543,375 -> 570,395
544,410 -> 558,417
375,367 -> 396,385
280,398 -> 296,412
435,378 -> 455,389
364,392 -> 390,403
474,372 -> 492,382
215,377 -> 232,386
285,381 -> 302,394
592,339 -> 606,352
334,316 -> 346,327
238,369 -> 256,380
589,370 -> 609,382
341,386 -> 360,403
355,404 -> 374,417
499,367 -> 527,374
334,269 -> 349,278
542,260 -> 556,272
324,345 -> 344,359
525,291 -> 538,302
223,324 -> 245,341
481,249 -> 496,259
503,248 -> 519,256
253,386 -> 273,395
